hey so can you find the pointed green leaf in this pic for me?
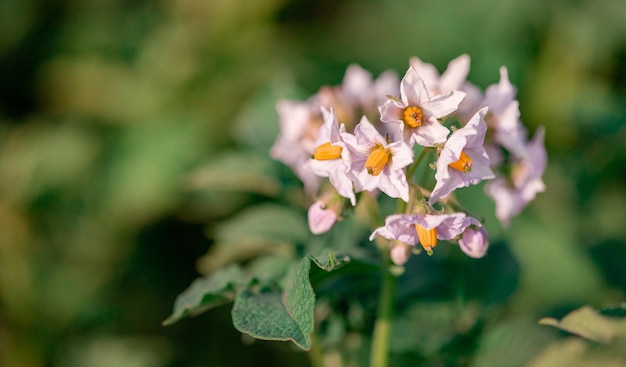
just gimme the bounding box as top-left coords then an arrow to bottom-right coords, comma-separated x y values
539,305 -> 626,343
283,256 -> 315,346
232,290 -> 311,349
310,252 -> 345,272
162,265 -> 248,326
231,254 -> 345,350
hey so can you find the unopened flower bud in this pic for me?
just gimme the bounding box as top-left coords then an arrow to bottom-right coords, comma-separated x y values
308,201 -> 337,235
308,195 -> 343,235
390,241 -> 410,266
458,226 -> 489,258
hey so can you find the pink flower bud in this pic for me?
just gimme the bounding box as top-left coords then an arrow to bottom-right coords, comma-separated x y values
390,242 -> 410,265
308,200 -> 338,235
458,226 -> 489,258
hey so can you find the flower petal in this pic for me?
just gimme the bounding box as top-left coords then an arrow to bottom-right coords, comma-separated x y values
438,54 -> 471,93
400,67 -> 430,106
422,90 -> 466,119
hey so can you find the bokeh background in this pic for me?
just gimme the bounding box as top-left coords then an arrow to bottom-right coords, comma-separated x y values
1,0 -> 625,366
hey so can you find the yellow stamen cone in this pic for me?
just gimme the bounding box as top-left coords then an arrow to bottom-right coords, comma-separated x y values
365,146 -> 391,176
449,151 -> 472,173
415,224 -> 437,254
313,142 -> 343,160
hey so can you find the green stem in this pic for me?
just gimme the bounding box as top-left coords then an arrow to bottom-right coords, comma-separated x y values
309,332 -> 325,367
369,251 -> 397,367
406,147 -> 431,179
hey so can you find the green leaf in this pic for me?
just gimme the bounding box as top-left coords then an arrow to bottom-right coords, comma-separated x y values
310,252 -> 342,271
284,256 -> 316,344
525,337 -> 626,367
459,241 -> 520,306
231,253 -> 344,350
215,203 -> 309,246
162,265 -> 248,326
391,302 -> 481,356
471,317 -> 558,367
245,255 -> 293,285
185,151 -> 281,197
528,306 -> 626,367
196,204 -> 307,273
539,305 -> 626,343
232,290 -> 311,349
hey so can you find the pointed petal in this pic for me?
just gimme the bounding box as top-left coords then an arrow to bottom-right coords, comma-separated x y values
422,90 -> 466,119
400,67 -> 430,106
353,115 -> 385,146
409,56 -> 440,93
379,98 -> 405,123
439,54 -> 470,93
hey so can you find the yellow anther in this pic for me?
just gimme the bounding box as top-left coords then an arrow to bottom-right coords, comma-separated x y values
415,224 -> 437,252
403,106 -> 423,128
313,142 -> 343,160
448,151 -> 472,173
365,146 -> 391,176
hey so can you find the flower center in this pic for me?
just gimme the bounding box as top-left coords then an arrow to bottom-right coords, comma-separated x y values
313,142 -> 343,160
448,151 -> 472,173
415,224 -> 437,255
365,146 -> 391,176
403,106 -> 423,128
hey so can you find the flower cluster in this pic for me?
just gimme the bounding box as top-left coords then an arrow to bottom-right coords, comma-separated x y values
271,56 -> 546,263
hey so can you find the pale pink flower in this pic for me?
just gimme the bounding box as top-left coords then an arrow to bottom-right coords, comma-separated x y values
482,67 -> 527,157
483,67 -> 517,114
409,54 -> 470,96
379,67 -> 465,147
369,212 -> 480,253
342,116 -> 413,202
456,81 -> 485,123
341,64 -> 400,117
410,54 -> 484,122
485,127 -> 547,226
309,108 -> 356,205
319,64 -> 399,131
270,100 -> 323,193
271,65 -> 398,193
430,108 -> 495,204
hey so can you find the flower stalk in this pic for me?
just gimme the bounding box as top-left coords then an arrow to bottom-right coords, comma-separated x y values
309,331 -> 325,367
370,247 -> 397,367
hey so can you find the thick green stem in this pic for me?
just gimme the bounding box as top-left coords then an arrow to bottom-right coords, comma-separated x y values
309,332 -> 325,367
369,252 -> 397,367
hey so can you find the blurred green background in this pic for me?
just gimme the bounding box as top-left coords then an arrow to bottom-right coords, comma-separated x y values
1,0 -> 625,366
